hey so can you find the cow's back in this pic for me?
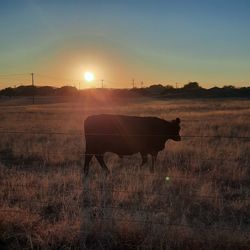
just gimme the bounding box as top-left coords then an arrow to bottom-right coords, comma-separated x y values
84,114 -> 167,154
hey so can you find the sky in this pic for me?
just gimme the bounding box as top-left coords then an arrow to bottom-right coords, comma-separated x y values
0,0 -> 250,88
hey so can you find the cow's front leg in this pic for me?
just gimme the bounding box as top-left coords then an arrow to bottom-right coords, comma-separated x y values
95,155 -> 110,175
84,154 -> 93,176
150,152 -> 158,173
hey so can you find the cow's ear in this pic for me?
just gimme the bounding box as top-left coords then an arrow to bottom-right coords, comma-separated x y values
176,118 -> 180,124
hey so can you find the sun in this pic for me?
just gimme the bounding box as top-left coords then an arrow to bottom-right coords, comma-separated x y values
84,71 -> 94,82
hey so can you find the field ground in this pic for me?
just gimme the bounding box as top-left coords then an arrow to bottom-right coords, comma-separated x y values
0,97 -> 250,249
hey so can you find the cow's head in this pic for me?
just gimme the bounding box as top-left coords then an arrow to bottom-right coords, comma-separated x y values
169,118 -> 181,141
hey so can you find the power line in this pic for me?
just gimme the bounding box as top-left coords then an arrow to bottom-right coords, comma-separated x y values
0,129 -> 249,139
36,74 -> 75,82
0,151 -> 249,164
0,73 -> 29,77
0,73 -> 126,88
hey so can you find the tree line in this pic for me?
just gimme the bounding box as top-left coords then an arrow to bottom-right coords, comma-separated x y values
0,82 -> 250,98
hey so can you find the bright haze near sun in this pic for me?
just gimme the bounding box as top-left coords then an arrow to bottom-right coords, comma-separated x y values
84,72 -> 94,82
0,0 -> 250,88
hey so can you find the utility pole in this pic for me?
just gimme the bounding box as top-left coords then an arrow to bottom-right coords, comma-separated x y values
132,78 -> 135,88
31,73 -> 35,104
79,82 -> 81,90
101,79 -> 104,88
175,82 -> 178,89
141,81 -> 144,88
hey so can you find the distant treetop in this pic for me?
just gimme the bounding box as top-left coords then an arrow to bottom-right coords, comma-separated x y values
183,82 -> 201,89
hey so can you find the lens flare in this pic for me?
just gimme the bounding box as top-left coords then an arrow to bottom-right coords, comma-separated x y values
165,176 -> 170,181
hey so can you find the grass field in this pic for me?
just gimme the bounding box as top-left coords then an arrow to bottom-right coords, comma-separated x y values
0,97 -> 250,249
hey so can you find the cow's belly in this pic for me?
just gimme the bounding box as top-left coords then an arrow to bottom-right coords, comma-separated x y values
86,136 -> 165,155
107,143 -> 139,155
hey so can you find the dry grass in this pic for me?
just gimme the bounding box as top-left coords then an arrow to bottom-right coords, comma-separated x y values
0,97 -> 250,249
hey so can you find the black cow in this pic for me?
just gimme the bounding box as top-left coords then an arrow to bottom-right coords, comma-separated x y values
83,114 -> 181,176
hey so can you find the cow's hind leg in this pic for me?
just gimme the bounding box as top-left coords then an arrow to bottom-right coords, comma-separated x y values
140,153 -> 148,168
84,154 -> 93,176
95,155 -> 110,175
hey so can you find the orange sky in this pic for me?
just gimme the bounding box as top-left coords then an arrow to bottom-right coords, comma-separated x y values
1,1 -> 250,89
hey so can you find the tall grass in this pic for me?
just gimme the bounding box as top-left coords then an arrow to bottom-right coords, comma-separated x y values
0,98 -> 250,249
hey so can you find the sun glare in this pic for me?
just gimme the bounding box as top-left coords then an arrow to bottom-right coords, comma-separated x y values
84,72 -> 94,82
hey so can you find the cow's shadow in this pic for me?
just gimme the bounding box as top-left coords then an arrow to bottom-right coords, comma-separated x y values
89,153 -> 147,175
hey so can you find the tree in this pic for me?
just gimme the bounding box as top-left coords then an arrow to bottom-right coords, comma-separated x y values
183,82 -> 201,89
164,85 -> 174,89
1,87 -> 14,98
223,85 -> 235,89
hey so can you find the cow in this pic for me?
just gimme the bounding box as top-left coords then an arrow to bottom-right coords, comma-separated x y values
83,114 -> 181,176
